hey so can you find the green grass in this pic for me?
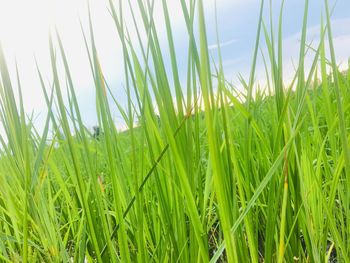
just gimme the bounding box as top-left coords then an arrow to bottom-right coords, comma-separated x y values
0,0 -> 350,262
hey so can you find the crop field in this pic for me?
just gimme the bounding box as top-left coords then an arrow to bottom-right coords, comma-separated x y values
0,0 -> 349,262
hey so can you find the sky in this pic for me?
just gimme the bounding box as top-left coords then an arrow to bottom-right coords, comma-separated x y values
0,0 -> 349,131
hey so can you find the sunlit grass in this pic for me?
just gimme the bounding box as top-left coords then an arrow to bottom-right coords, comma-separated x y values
0,0 -> 349,262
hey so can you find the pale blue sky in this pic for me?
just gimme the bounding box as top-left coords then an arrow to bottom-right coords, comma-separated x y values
0,0 -> 349,131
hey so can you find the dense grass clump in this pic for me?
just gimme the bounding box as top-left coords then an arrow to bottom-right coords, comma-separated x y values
0,0 -> 350,262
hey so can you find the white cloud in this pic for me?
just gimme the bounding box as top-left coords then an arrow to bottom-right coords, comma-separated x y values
279,17 -> 350,83
221,17 -> 350,92
208,38 -> 238,50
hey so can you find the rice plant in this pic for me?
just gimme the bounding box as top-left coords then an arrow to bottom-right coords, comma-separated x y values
0,0 -> 349,262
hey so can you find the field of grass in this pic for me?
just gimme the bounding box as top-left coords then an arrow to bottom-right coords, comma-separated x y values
0,0 -> 350,262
